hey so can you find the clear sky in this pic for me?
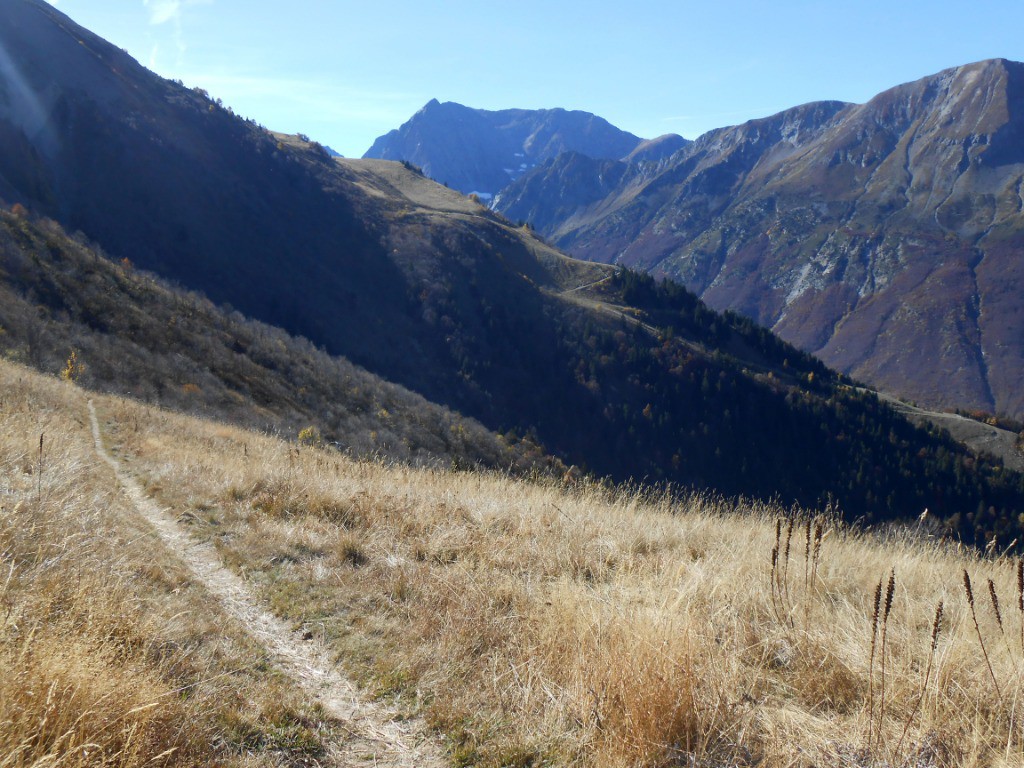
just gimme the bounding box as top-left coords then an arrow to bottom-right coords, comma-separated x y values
43,1 -> 1024,158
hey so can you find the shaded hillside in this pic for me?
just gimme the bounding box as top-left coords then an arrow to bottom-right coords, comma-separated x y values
0,0 -> 584,417
363,99 -> 646,198
3,0 -> 1024,539
0,208 -> 547,469
13,199 -> 1021,543
496,60 -> 1024,420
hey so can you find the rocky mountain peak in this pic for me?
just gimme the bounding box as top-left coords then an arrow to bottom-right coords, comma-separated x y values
363,101 -> 644,197
492,59 -> 1024,419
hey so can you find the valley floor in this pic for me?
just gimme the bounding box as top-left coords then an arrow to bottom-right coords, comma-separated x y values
5,359 -> 1024,767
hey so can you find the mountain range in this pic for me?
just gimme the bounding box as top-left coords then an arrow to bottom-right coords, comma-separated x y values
363,99 -> 652,199
368,62 -> 1024,422
2,0 -> 1024,542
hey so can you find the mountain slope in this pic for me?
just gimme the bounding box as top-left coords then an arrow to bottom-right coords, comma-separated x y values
363,99 -> 648,197
0,207 -> 547,469
3,0 -> 1024,540
496,60 -> 1024,419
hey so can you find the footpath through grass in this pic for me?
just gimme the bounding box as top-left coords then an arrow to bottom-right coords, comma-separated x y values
91,368 -> 1024,768
0,361 -> 344,767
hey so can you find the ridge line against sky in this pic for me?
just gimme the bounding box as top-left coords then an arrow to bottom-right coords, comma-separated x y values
42,0 -> 1024,158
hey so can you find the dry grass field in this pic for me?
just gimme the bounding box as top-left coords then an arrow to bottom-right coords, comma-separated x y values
0,363 -> 346,766
6,356 -> 1024,766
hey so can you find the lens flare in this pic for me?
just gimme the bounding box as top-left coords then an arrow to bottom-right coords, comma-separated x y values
0,41 -> 57,156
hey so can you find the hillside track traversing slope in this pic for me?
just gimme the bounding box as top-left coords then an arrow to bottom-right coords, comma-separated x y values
872,391 -> 1024,473
87,400 -> 447,768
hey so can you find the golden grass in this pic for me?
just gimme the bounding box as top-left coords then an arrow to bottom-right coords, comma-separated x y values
11,354 -> 1024,766
0,363 -> 339,766
81,379 -> 1024,768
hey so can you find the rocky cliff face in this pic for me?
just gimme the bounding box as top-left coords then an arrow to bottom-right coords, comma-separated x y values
497,60 -> 1024,418
363,100 -> 647,198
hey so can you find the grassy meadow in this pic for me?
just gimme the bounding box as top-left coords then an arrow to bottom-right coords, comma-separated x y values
5,357 -> 1024,766
0,363 -> 344,766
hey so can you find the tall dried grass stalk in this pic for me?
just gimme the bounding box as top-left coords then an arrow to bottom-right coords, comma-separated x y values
36,431 -> 43,503
964,569 -> 1002,704
866,575 -> 884,749
989,578 -> 1004,635
782,517 -> 794,606
810,519 -> 824,588
1017,557 -> 1023,657
876,568 -> 896,750
803,518 -> 812,591
894,600 -> 943,760
769,543 -> 781,624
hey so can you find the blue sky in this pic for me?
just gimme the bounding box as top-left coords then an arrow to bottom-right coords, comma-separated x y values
44,1 -> 1024,158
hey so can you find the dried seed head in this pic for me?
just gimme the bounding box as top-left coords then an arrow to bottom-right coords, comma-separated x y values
1017,558 -> 1023,613
931,600 -> 944,652
989,578 -> 1004,632
883,568 -> 896,623
964,569 -> 1003,703
783,519 -> 794,561
871,577 -> 883,635
804,519 -> 812,560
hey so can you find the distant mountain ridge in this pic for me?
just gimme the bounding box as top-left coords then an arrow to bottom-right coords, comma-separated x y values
363,99 -> 650,198
493,59 -> 1024,419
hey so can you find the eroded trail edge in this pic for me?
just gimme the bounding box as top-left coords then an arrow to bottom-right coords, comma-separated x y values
87,400 -> 447,768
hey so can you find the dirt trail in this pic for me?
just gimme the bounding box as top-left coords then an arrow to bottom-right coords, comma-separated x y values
87,401 -> 447,768
871,391 -> 1024,472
